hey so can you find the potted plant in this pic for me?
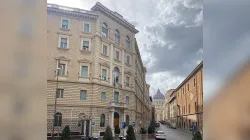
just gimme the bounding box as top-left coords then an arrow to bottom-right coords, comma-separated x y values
141,127 -> 147,138
115,125 -> 120,138
61,125 -> 70,140
193,131 -> 202,140
103,125 -> 114,140
126,125 -> 136,140
148,124 -> 155,138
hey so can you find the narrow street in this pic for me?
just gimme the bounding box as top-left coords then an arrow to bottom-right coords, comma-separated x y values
154,124 -> 192,140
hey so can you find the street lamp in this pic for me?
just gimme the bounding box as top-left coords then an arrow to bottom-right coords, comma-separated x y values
52,61 -> 61,140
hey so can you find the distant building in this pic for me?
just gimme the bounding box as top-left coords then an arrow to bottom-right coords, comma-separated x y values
152,89 -> 165,122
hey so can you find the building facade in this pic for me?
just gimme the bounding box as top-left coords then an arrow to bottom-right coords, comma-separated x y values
176,61 -> 203,131
168,90 -> 177,127
152,89 -> 165,122
47,2 -> 151,136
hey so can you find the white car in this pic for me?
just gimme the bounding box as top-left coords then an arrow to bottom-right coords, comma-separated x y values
155,131 -> 166,140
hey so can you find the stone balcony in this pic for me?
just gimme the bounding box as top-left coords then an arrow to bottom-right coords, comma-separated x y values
109,101 -> 128,109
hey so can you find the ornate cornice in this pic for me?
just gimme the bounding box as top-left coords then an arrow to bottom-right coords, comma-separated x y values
124,70 -> 132,75
47,4 -> 99,20
78,58 -> 92,64
55,56 -> 70,61
91,2 -> 139,34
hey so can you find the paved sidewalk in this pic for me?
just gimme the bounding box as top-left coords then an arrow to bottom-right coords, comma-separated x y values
176,128 -> 192,135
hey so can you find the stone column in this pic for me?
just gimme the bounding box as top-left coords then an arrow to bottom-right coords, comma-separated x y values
89,120 -> 92,136
84,120 -> 86,136
121,49 -> 124,87
110,108 -> 115,136
110,44 -> 114,85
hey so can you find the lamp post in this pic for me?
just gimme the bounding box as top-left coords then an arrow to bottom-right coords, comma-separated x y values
52,59 -> 61,140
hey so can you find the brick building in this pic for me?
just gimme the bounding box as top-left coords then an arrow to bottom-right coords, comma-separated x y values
46,2 -> 151,136
176,61 -> 203,131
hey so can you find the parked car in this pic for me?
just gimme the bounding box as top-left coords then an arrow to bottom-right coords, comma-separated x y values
155,122 -> 160,127
169,124 -> 176,129
155,131 -> 166,140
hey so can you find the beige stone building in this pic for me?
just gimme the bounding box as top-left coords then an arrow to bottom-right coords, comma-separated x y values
168,90 -> 178,127
47,2 -> 151,136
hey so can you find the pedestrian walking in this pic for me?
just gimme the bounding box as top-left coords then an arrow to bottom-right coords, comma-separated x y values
191,122 -> 197,139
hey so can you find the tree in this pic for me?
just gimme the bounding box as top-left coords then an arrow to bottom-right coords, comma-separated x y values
61,125 -> 70,140
103,125 -> 114,140
193,131 -> 202,140
115,125 -> 120,134
126,125 -> 136,140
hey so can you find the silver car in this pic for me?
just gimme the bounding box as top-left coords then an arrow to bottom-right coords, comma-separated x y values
155,131 -> 166,140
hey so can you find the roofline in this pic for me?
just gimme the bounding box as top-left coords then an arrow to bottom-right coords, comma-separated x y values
175,61 -> 203,90
91,2 -> 139,34
47,3 -> 99,20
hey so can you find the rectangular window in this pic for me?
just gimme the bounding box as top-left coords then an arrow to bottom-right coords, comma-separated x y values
189,104 -> 190,113
84,23 -> 90,32
114,92 -> 119,103
187,84 -> 189,91
102,69 -> 107,80
125,76 -> 129,86
115,51 -> 119,60
103,45 -> 107,56
194,78 -> 196,87
56,89 -> 64,98
101,92 -> 106,101
195,102 -> 198,112
126,96 -> 129,104
82,41 -> 89,50
126,55 -> 130,64
60,37 -> 68,48
81,66 -> 88,77
80,90 -> 87,100
126,40 -> 130,48
59,63 -> 66,75
61,19 -> 69,29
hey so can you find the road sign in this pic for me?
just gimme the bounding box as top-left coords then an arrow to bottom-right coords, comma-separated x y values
92,122 -> 95,126
122,122 -> 125,129
132,122 -> 135,126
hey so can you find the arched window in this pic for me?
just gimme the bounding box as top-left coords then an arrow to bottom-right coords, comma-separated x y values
100,114 -> 105,127
125,36 -> 130,48
126,115 -> 129,126
102,22 -> 108,37
114,29 -> 120,43
113,67 -> 120,84
54,112 -> 62,126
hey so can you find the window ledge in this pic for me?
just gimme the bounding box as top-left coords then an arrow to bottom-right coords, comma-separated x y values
79,49 -> 91,53
82,31 -> 92,34
125,63 -> 131,67
101,53 -> 109,57
60,28 -> 70,31
114,58 -> 121,62
58,47 -> 70,50
78,76 -> 90,79
58,75 -> 68,77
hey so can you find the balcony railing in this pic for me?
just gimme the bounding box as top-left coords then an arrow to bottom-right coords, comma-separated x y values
109,101 -> 127,109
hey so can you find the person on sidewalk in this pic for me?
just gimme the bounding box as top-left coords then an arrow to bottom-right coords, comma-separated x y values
191,122 -> 197,138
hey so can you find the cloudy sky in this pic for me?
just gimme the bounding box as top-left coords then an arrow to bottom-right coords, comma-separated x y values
48,0 -> 250,103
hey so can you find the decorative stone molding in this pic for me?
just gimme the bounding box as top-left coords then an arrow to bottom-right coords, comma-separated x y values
99,62 -> 110,68
78,58 -> 92,64
47,4 -> 99,20
124,70 -> 132,75
57,31 -> 72,36
55,56 -> 70,61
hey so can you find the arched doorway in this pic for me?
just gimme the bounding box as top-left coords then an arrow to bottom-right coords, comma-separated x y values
126,115 -> 129,126
114,112 -> 119,127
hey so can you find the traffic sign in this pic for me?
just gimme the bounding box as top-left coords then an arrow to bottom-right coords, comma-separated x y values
92,122 -> 95,126
122,122 -> 125,129
132,122 -> 135,126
